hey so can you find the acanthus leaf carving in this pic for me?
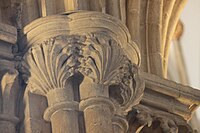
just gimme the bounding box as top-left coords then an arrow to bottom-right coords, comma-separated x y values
21,33 -> 144,115
21,35 -> 85,95
76,33 -> 144,115
78,33 -> 127,84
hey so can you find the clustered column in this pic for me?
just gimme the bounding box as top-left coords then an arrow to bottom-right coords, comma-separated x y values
20,11 -> 141,133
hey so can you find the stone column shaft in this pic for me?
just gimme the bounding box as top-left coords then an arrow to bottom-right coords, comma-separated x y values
80,97 -> 114,133
0,115 -> 19,133
44,83 -> 79,133
50,110 -> 79,133
79,79 -> 115,133
0,121 -> 16,133
112,115 -> 129,133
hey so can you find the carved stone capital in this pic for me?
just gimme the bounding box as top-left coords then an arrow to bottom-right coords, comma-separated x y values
20,11 -> 143,113
21,35 -> 83,96
19,11 -> 142,133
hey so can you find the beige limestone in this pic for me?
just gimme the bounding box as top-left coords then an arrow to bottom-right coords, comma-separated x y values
19,11 -> 142,133
0,1 -> 200,133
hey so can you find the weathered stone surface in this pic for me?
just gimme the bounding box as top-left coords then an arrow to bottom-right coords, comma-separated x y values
0,61 -> 20,133
0,1 -> 200,133
0,23 -> 17,59
0,23 -> 17,44
18,11 -> 142,133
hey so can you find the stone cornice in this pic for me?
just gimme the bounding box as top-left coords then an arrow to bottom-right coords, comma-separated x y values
127,72 -> 200,132
139,71 -> 200,120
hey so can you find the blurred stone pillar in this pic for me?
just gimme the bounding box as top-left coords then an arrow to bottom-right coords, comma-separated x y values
0,68 -> 20,133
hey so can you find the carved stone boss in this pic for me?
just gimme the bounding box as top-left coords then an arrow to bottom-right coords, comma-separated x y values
19,11 -> 144,133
